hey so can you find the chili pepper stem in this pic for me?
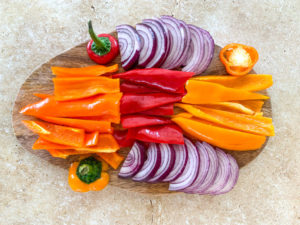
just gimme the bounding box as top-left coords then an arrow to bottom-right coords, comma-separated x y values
88,20 -> 107,51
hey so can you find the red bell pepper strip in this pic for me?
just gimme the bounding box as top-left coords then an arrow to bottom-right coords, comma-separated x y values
87,21 -> 119,65
113,68 -> 194,94
139,103 -> 174,116
121,115 -> 172,129
127,124 -> 184,145
120,81 -> 160,94
113,130 -> 135,148
120,93 -> 182,114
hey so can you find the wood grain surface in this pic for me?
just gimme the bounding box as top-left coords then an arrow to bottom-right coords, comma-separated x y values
12,32 -> 271,194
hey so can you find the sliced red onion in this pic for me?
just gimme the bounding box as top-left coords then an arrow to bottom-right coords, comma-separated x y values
193,142 -> 219,194
147,144 -> 175,182
182,24 -> 204,73
116,24 -> 141,70
183,142 -> 209,193
194,28 -> 214,74
132,143 -> 161,182
118,142 -> 146,178
160,16 -> 184,69
214,154 -> 239,195
162,143 -> 187,182
136,23 -> 157,67
169,138 -> 200,191
202,148 -> 231,195
177,19 -> 191,67
142,19 -> 168,68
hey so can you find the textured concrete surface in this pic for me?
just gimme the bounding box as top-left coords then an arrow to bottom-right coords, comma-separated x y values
0,0 -> 299,224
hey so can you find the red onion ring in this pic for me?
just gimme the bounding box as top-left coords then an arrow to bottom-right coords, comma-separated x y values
116,24 -> 141,70
202,148 -> 231,195
136,23 -> 157,67
132,143 -> 161,182
214,154 -> 239,195
118,142 -> 146,178
169,138 -> 200,191
163,142 -> 188,182
183,142 -> 210,193
147,144 -> 175,182
177,19 -> 191,66
142,19 -> 168,68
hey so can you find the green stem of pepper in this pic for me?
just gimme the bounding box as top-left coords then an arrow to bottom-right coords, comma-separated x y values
88,20 -> 108,52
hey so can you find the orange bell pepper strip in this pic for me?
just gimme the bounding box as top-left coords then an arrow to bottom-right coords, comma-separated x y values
235,100 -> 265,112
22,120 -> 85,147
182,80 -> 268,104
33,93 -> 52,99
20,93 -> 122,118
198,102 -> 255,115
51,64 -> 118,77
38,116 -> 112,133
33,134 -> 119,153
220,43 -> 259,76
97,152 -> 124,170
172,117 -> 266,151
175,104 -> 274,136
46,149 -> 92,159
68,156 -> 109,192
53,77 -> 120,101
193,74 -> 272,92
84,131 -> 99,146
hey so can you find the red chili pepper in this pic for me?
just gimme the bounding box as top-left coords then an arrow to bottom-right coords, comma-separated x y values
113,130 -> 135,148
127,124 -> 184,145
121,114 -> 172,129
113,68 -> 194,94
139,104 -> 174,116
120,93 -> 182,114
87,21 -> 119,65
120,81 -> 160,94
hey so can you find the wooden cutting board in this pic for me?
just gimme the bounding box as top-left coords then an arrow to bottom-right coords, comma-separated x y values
12,32 -> 271,194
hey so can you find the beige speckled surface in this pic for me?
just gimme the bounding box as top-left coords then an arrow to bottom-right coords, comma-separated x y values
0,0 -> 299,224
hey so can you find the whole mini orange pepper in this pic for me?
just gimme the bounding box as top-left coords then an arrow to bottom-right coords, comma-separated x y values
220,43 -> 259,76
68,156 -> 109,192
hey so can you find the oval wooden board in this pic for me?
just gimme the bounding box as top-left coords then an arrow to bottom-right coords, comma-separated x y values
12,32 -> 271,194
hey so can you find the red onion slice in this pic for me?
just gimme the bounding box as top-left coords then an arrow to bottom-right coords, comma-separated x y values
160,16 -> 184,69
177,19 -> 191,66
193,142 -> 219,193
163,143 -> 187,182
202,148 -> 231,195
194,28 -> 214,74
182,24 -> 205,73
132,143 -> 161,182
136,23 -> 157,67
142,19 -> 168,68
147,144 -> 175,182
183,142 -> 210,193
169,138 -> 200,191
118,142 -> 146,178
214,154 -> 239,195
116,25 -> 141,70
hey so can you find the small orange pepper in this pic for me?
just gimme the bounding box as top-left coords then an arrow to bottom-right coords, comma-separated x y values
68,156 -> 109,192
220,43 -> 259,76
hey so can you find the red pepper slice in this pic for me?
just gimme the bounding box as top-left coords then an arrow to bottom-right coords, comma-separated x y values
120,93 -> 182,114
113,68 -> 194,94
139,104 -> 174,116
121,114 -> 172,129
127,124 -> 184,145
120,81 -> 160,94
87,21 -> 119,65
113,130 -> 135,148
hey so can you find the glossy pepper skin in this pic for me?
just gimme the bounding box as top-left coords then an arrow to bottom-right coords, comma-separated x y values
113,68 -> 194,94
87,21 -> 119,65
220,43 -> 259,76
68,156 -> 109,192
121,114 -> 172,129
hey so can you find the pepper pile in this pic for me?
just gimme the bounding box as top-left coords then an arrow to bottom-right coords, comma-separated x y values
112,68 -> 194,146
20,64 -> 125,172
172,74 -> 274,151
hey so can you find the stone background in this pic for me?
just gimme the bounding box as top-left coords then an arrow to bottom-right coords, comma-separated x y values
0,0 -> 299,224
